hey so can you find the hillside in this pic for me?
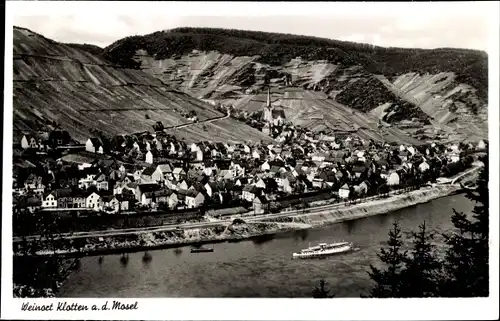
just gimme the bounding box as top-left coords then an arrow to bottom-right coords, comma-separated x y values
12,27 -> 273,144
102,28 -> 488,142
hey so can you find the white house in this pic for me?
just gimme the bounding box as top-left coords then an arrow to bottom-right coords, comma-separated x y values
419,161 -> 430,172
261,161 -> 271,171
448,153 -> 460,163
145,151 -> 154,164
338,184 -> 350,199
86,192 -> 102,211
255,178 -> 266,189
477,140 -> 487,150
85,138 -> 103,154
178,180 -> 189,190
152,164 -> 172,182
185,191 -> 205,208
387,172 -> 400,186
42,192 -> 57,208
21,134 -> 38,149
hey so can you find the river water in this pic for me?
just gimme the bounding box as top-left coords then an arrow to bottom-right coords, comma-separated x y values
58,194 -> 473,298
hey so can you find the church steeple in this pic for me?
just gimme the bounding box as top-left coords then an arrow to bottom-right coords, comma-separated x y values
266,87 -> 271,108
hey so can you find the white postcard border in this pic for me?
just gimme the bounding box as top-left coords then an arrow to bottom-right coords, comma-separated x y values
2,1 -> 499,320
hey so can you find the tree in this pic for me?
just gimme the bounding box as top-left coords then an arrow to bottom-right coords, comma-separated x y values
399,221 -> 442,297
312,279 -> 336,298
440,155 -> 489,297
366,221 -> 408,297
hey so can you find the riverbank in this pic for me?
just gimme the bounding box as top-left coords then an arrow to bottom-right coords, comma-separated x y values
19,184 -> 461,258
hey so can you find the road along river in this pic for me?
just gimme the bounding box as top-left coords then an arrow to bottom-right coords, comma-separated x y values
57,194 -> 473,298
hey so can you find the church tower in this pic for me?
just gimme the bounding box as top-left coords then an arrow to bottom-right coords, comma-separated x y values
263,87 -> 273,124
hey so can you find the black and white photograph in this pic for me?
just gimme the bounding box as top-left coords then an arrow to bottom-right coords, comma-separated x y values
2,1 -> 499,320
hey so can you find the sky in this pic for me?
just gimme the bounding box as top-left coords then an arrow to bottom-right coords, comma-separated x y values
10,1 -> 495,51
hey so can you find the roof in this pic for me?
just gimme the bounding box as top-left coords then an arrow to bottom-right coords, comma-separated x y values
137,183 -> 160,193
55,188 -> 72,198
243,184 -> 255,192
157,164 -> 172,173
89,137 -> 102,147
142,166 -> 156,176
172,167 -> 184,174
270,166 -> 281,173
340,183 -> 349,190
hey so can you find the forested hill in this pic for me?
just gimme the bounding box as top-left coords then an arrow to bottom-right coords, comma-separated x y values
94,27 -> 488,142
102,27 -> 488,100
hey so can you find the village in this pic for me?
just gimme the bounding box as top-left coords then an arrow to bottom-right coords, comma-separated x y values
12,89 -> 486,224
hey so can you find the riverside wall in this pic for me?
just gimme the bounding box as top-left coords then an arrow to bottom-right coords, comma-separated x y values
21,185 -> 461,258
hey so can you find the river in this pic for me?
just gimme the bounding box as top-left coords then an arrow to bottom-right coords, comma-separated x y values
57,194 -> 473,298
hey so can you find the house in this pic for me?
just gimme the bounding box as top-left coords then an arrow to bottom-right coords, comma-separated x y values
95,174 -> 109,191
387,171 -> 400,186
338,184 -> 350,199
145,151 -> 154,164
21,134 -> 38,149
230,161 -> 246,177
85,138 -> 104,154
261,160 -> 271,172
355,181 -> 369,196
72,191 -> 86,208
172,167 -> 186,181
26,197 -> 42,213
399,151 -> 409,162
419,161 -> 430,172
135,183 -> 160,203
352,166 -> 365,178
252,149 -> 261,159
242,185 -> 258,202
167,191 -> 179,209
477,139 -> 487,150
282,177 -> 294,194
252,195 -> 267,214
152,164 -> 173,182
312,153 -> 327,162
217,170 -> 234,181
142,190 -> 170,207
141,166 -> 156,182
42,192 -> 58,208
312,178 -> 324,189
48,130 -> 71,148
24,174 -> 44,192
55,188 -> 73,208
269,166 -> 282,177
254,178 -> 266,189
448,153 -> 460,163
204,182 -> 218,197
185,190 -> 205,208
86,192 -> 102,211
178,180 -> 189,190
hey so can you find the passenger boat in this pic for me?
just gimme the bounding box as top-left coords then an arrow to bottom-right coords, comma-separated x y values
292,241 -> 355,259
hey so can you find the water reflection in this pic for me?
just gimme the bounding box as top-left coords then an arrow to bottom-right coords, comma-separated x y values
174,248 -> 183,256
119,254 -> 129,267
376,213 -> 389,226
292,229 -> 309,241
98,256 -> 103,265
142,252 -> 152,264
71,258 -> 81,271
345,220 -> 356,234
252,234 -> 275,246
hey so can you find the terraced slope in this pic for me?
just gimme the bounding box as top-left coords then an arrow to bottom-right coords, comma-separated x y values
12,27 -> 273,144
102,28 -> 488,142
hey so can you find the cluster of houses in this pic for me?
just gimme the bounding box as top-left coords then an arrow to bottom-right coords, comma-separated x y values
13,119 -> 487,216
